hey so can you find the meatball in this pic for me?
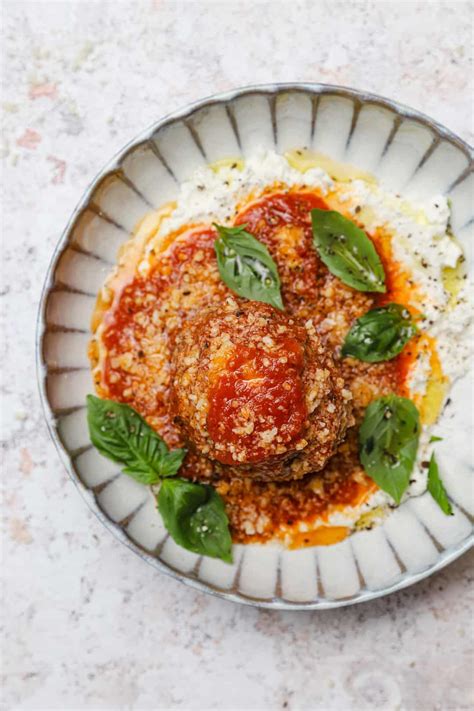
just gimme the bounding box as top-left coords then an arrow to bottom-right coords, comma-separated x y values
171,298 -> 353,482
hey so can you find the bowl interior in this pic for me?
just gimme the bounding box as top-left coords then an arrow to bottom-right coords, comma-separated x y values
38,85 -> 473,609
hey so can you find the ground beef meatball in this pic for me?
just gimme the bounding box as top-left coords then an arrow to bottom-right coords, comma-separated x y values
171,298 -> 353,482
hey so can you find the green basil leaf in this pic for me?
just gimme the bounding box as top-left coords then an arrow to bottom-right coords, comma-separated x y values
86,395 -> 186,484
311,209 -> 386,292
427,453 -> 453,515
158,478 -> 233,563
429,435 -> 443,443
214,223 -> 283,310
359,395 -> 420,504
341,303 -> 417,362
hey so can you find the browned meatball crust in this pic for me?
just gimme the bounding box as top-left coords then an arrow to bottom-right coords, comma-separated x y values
171,298 -> 353,482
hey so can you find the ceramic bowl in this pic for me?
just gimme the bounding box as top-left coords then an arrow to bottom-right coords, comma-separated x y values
37,83 -> 473,609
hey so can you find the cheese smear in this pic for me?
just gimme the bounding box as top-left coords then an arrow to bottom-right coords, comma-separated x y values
135,148 -> 473,533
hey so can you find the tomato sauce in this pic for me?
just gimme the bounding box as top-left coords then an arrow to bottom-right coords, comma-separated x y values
98,226 -> 226,447
236,192 -> 329,310
207,337 -> 307,464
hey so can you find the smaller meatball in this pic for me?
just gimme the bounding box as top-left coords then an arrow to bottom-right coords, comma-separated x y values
171,298 -> 352,482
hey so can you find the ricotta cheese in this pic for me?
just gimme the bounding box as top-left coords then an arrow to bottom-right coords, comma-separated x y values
154,149 -> 333,242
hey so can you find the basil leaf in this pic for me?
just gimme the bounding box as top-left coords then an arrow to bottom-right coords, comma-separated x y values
429,435 -> 443,443
214,223 -> 283,310
86,395 -> 186,484
342,303 -> 417,362
158,478 -> 233,563
311,209 -> 386,292
427,453 -> 453,515
359,395 -> 420,504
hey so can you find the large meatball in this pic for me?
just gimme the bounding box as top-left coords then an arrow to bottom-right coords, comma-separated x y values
171,298 -> 353,481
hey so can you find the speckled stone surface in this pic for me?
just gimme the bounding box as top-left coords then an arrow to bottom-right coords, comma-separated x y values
1,1 -> 473,709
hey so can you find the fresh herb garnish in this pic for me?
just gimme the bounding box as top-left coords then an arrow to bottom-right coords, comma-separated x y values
158,478 -> 233,562
311,209 -> 386,292
86,395 -> 233,562
429,435 -> 443,443
359,395 -> 420,504
87,395 -> 186,483
341,303 -> 417,362
214,223 -> 283,309
427,452 -> 453,515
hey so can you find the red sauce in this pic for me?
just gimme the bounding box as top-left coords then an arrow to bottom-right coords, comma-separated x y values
164,227 -> 216,275
103,226 -> 216,340
370,229 -> 419,311
99,226 -> 223,446
207,336 -> 307,465
238,191 -> 328,228
368,228 -> 424,394
236,192 -> 329,309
